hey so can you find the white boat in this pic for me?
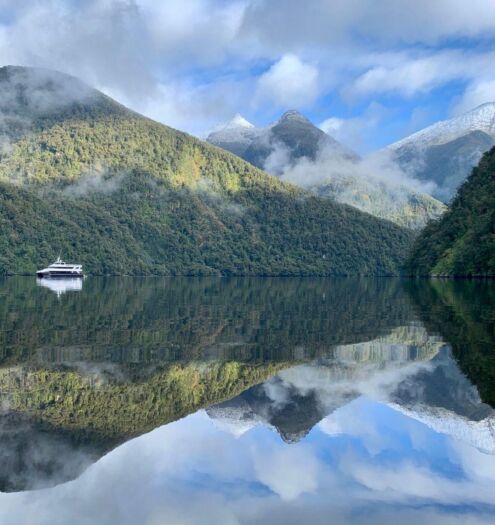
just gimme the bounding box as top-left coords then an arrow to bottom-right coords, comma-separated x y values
36,257 -> 84,278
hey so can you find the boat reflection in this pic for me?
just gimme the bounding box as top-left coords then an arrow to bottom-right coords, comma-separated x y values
36,277 -> 83,296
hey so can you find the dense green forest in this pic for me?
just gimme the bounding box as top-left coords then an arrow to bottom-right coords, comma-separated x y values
405,146 -> 495,276
0,66 -> 413,275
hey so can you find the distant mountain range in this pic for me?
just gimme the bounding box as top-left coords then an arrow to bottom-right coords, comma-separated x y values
387,102 -> 495,202
208,103 -> 495,227
207,111 -> 446,229
0,65 -> 412,276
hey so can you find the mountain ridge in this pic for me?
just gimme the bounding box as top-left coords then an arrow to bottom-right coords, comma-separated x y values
0,65 -> 412,276
405,146 -> 495,276
207,109 -> 446,229
387,103 -> 495,201
389,102 -> 495,150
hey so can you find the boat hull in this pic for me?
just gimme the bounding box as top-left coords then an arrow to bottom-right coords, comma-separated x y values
36,272 -> 84,278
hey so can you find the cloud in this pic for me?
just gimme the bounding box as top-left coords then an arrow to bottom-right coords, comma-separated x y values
279,143 -> 437,198
255,54 -> 319,108
319,102 -> 390,152
345,50 -> 495,100
452,78 -> 495,115
0,1 -> 495,143
2,398 -> 494,525
139,0 -> 245,67
240,0 -> 495,49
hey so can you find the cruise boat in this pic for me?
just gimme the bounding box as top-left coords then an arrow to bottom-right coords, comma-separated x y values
36,258 -> 84,278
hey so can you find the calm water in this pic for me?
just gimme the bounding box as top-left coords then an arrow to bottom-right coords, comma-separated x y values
0,277 -> 494,524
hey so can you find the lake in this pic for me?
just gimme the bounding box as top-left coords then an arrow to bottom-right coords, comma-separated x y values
0,276 -> 494,524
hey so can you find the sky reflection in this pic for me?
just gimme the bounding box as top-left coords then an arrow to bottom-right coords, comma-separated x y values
1,368 -> 494,525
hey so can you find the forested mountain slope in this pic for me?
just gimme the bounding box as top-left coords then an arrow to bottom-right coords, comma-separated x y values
0,66 -> 412,275
405,147 -> 495,276
207,110 -> 446,230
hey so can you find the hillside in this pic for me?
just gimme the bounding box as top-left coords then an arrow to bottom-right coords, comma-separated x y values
0,66 -> 413,276
207,110 -> 446,229
388,103 -> 495,202
308,171 -> 446,230
405,147 -> 495,276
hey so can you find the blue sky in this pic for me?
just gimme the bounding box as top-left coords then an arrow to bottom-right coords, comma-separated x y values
1,0 -> 495,152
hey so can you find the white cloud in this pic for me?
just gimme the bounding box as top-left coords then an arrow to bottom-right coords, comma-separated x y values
319,102 -> 389,152
255,54 -> 319,108
1,0 -> 495,142
342,49 -> 495,104
452,78 -> 495,115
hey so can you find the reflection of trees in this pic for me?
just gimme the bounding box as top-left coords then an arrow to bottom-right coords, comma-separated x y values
405,279 -> 495,407
0,276 -> 422,492
0,276 -> 417,364
0,360 -> 288,493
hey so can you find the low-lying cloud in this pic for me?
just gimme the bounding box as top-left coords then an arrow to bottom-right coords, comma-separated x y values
272,142 -> 442,228
60,170 -> 125,198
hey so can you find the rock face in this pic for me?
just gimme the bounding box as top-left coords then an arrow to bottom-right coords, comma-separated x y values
207,110 -> 446,229
387,103 -> 495,202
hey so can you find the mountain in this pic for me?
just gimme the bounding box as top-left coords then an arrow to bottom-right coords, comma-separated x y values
246,110 -> 358,172
310,171 -> 446,230
207,110 -> 446,229
204,114 -> 261,157
388,103 -> 495,202
405,147 -> 495,277
207,110 -> 357,174
0,66 -> 412,276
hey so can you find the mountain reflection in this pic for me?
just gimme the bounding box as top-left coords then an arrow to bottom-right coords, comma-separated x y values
0,276 -> 416,364
208,347 -> 495,454
405,279 -> 495,407
0,277 -> 494,525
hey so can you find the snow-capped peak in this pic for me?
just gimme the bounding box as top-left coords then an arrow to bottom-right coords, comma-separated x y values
211,113 -> 254,133
229,113 -> 255,129
389,102 -> 495,150
206,114 -> 262,155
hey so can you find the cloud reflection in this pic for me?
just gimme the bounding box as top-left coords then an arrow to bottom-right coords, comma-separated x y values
1,393 -> 494,525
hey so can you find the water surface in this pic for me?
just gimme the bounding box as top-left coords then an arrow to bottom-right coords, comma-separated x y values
0,277 -> 494,524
